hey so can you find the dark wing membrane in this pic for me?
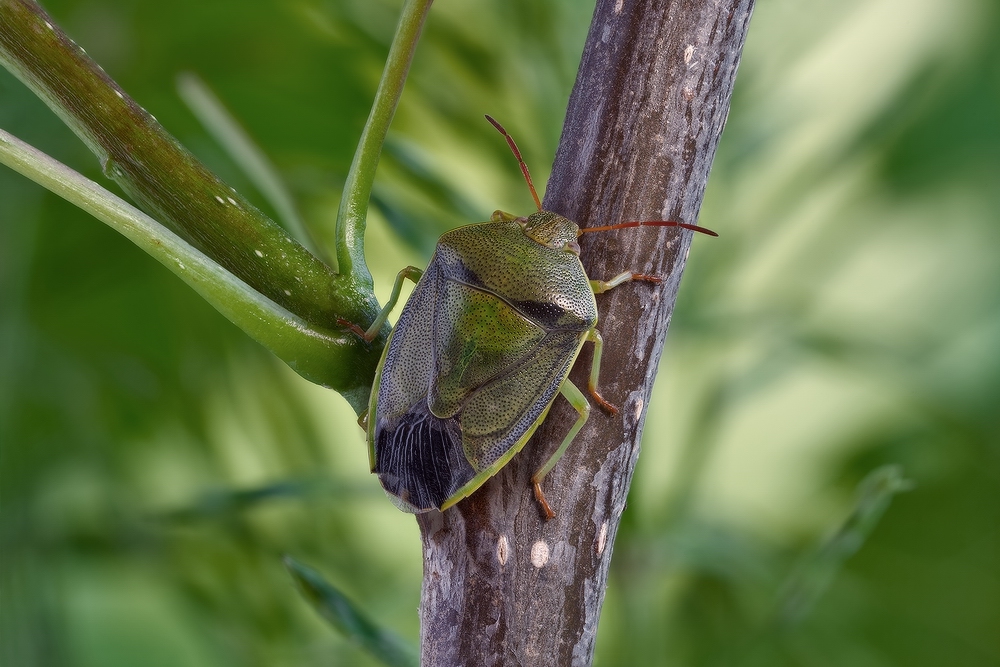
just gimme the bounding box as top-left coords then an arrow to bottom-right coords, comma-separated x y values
373,402 -> 475,512
459,330 -> 584,471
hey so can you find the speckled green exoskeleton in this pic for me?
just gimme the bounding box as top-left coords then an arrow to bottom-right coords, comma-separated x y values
342,116 -> 716,519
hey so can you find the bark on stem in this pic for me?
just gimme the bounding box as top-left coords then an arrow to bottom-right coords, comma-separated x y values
415,0 -> 754,665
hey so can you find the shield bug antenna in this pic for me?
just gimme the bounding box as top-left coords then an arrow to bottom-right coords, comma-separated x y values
578,219 -> 718,237
484,114 -> 718,238
485,114 -> 542,211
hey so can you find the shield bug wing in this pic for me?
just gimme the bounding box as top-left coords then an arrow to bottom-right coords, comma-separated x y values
373,399 -> 472,513
428,279 -> 546,418
368,261 -> 477,513
453,329 -> 585,477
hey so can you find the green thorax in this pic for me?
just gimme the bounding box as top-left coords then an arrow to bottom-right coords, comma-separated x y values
433,211 -> 595,329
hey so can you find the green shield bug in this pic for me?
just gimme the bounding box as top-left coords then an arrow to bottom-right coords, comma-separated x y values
342,116 -> 716,519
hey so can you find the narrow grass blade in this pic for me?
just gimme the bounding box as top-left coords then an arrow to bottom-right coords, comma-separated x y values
776,465 -> 913,626
176,72 -> 324,263
157,478 -> 379,522
284,556 -> 418,667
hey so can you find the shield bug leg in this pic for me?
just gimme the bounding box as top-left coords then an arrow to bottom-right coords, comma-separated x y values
531,380 -> 591,520
338,265 -> 423,342
491,209 -> 523,223
583,273 -> 665,414
584,328 -> 620,415
589,271 -> 663,295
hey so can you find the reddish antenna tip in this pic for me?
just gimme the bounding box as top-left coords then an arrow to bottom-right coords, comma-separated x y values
485,115 -> 542,211
484,114 -> 503,134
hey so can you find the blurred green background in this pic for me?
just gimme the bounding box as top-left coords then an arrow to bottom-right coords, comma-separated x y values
1,0 -> 997,665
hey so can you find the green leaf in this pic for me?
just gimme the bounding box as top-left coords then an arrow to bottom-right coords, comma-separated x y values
284,556 -> 418,667
335,0 -> 434,283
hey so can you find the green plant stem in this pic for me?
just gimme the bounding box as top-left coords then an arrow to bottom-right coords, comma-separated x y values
0,0 -> 374,331
0,127 -> 373,411
336,0 -> 434,282
0,0 -> 435,410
